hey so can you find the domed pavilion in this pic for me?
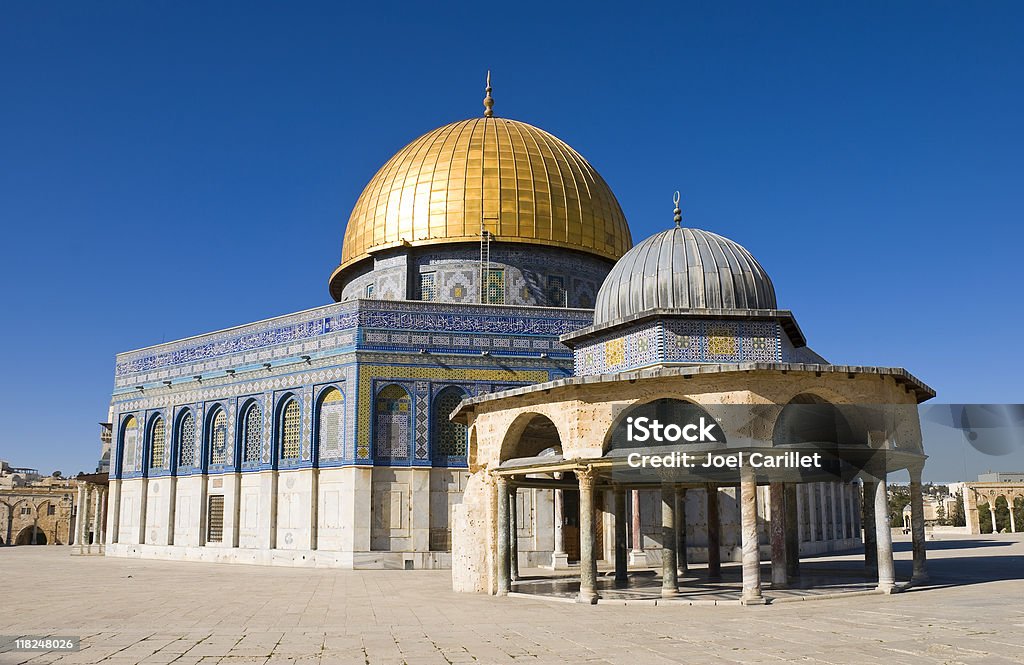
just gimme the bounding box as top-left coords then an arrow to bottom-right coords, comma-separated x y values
451,196 -> 934,604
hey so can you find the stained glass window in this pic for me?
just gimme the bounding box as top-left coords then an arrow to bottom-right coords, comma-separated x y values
121,415 -> 138,474
485,268 -> 504,305
318,388 -> 344,460
420,272 -> 436,301
149,416 -> 166,470
374,384 -> 411,461
242,403 -> 262,464
432,387 -> 468,463
209,409 -> 228,465
178,411 -> 196,467
546,275 -> 567,307
280,399 -> 301,460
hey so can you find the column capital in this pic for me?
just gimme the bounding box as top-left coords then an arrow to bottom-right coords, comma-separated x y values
576,465 -> 597,489
907,462 -> 925,482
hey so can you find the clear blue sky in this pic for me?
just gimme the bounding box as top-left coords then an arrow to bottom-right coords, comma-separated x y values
1,2 -> 1021,481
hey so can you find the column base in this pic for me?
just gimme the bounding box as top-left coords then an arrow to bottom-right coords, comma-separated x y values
576,589 -> 599,604
628,550 -> 648,567
740,595 -> 766,606
911,572 -> 930,584
875,583 -> 899,594
542,551 -> 570,570
770,580 -> 789,590
661,587 -> 679,598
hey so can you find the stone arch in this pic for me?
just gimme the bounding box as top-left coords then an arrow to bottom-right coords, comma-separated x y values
602,396 -> 728,453
15,525 -> 46,545
500,412 -> 565,463
772,393 -> 863,447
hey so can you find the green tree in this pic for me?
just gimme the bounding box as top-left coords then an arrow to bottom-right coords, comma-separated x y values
935,502 -> 947,526
888,484 -> 911,525
951,491 -> 966,527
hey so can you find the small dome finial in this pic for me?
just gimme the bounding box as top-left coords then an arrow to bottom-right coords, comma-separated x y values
673,191 -> 682,227
483,70 -> 494,118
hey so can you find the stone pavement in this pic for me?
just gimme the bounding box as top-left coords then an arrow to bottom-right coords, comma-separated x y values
1,534 -> 1023,665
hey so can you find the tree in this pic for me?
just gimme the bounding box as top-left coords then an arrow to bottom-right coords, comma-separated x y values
935,502 -> 947,526
888,484 -> 911,525
951,490 -> 966,527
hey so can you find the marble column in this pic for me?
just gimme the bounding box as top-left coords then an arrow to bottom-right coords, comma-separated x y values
509,485 -> 519,583
770,482 -> 788,588
706,484 -> 721,578
495,475 -> 511,596
629,489 -> 647,566
1010,499 -> 1018,533
614,486 -> 628,584
661,484 -> 678,598
551,489 -> 568,569
98,489 -> 108,552
806,483 -> 818,541
91,486 -> 103,554
75,485 -> 87,553
818,482 -> 829,542
908,464 -> 929,583
676,488 -> 688,575
784,484 -> 800,578
839,483 -> 849,539
990,500 -> 998,533
740,469 -> 764,604
873,473 -> 897,593
835,481 -> 843,541
577,468 -> 599,604
852,483 -> 862,536
862,480 -> 877,575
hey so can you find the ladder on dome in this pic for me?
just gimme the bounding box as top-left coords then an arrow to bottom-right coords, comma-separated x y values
479,220 -> 495,303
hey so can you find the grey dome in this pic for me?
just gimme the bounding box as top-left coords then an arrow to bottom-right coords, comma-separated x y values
593,227 -> 777,326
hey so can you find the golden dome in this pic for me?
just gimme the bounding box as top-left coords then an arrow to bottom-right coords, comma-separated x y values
330,116 -> 632,298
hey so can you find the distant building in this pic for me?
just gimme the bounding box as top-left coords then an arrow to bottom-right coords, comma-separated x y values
977,472 -> 1024,483
963,475 -> 1024,534
97,423 -> 112,474
0,460 -> 108,548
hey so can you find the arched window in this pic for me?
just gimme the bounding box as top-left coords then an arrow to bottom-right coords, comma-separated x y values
177,410 -> 196,468
432,387 -> 468,464
374,384 -> 411,462
241,402 -> 262,464
149,415 -> 166,470
318,388 -> 345,460
208,407 -> 228,465
279,399 -> 301,460
120,415 -> 139,474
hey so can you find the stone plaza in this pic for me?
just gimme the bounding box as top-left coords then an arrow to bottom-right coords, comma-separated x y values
2,533 -> 1023,664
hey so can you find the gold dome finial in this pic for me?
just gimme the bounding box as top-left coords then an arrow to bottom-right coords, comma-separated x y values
673,191 -> 682,227
483,70 -> 494,117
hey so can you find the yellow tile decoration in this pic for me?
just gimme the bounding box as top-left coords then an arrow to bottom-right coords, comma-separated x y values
605,338 -> 625,366
707,328 -> 737,356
